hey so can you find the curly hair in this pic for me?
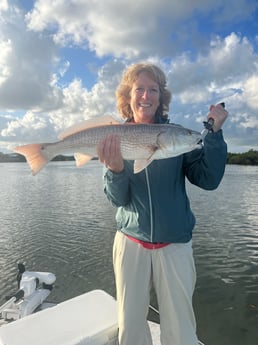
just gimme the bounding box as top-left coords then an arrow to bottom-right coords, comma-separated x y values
116,63 -> 172,121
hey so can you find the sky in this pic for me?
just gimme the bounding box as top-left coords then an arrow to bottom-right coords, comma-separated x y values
0,0 -> 258,154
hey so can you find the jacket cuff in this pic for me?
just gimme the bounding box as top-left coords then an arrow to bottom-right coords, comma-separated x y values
205,129 -> 225,143
104,168 -> 127,182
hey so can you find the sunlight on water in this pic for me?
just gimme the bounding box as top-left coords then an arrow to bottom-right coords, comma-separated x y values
0,162 -> 257,345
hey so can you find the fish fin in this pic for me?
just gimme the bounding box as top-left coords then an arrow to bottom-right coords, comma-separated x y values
134,159 -> 153,174
74,153 -> 93,167
133,144 -> 158,173
13,143 -> 52,175
59,115 -> 123,140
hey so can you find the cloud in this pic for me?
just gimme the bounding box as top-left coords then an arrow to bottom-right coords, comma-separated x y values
0,2 -> 63,110
1,111 -> 56,142
25,0 -> 258,58
244,75 -> 258,110
0,39 -> 12,85
1,59 -> 125,148
167,33 -> 257,103
0,0 -> 8,11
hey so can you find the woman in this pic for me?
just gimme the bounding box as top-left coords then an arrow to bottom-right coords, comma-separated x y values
98,63 -> 228,345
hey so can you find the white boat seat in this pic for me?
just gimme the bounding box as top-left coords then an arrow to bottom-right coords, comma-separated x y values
0,289 -> 118,345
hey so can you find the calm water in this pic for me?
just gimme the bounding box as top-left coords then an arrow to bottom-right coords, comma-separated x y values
0,161 -> 257,345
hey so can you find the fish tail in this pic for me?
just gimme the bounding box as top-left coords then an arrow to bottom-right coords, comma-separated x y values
13,143 -> 53,175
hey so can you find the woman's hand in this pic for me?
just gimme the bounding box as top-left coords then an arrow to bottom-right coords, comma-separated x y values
208,103 -> 228,132
97,134 -> 124,173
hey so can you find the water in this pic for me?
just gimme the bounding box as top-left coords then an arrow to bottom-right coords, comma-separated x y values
0,161 -> 257,345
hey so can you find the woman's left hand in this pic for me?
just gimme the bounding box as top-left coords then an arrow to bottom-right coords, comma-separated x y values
207,103 -> 228,132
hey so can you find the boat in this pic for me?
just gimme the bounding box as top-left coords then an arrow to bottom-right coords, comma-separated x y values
0,264 -> 205,345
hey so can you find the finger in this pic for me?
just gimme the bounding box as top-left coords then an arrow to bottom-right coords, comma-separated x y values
98,137 -> 111,162
111,135 -> 121,158
97,139 -> 105,162
218,103 -> 225,110
213,105 -> 228,119
100,135 -> 117,164
209,104 -> 226,117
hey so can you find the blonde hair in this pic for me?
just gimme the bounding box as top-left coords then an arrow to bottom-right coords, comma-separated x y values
116,63 -> 172,121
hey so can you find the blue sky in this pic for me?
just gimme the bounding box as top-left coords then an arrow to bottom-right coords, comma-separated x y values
0,0 -> 258,153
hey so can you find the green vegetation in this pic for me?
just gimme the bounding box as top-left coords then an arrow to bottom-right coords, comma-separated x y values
1,150 -> 258,165
227,149 -> 258,165
0,152 -> 26,162
0,153 -> 74,163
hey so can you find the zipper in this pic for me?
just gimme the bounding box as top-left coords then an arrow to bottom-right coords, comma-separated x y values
145,168 -> 154,242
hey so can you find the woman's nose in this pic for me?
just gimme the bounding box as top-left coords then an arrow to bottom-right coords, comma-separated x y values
141,89 -> 150,98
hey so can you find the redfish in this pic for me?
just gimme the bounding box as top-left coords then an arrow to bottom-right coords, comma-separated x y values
13,115 -> 202,175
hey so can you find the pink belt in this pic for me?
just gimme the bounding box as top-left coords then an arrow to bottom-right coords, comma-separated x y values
126,235 -> 171,250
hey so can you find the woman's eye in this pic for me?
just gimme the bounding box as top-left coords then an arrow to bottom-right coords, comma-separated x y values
135,88 -> 159,93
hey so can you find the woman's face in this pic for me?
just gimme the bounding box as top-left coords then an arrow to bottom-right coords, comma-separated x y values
130,72 -> 160,123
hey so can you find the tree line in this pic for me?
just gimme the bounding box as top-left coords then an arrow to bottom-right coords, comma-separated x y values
227,149 -> 258,165
1,150 -> 258,165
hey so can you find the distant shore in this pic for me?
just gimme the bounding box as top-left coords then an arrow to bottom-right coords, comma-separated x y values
0,150 -> 258,165
0,153 -> 75,163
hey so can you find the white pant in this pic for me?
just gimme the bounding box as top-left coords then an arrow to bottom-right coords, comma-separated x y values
113,231 -> 198,345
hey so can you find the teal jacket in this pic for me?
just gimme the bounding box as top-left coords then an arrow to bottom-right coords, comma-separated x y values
103,130 -> 227,243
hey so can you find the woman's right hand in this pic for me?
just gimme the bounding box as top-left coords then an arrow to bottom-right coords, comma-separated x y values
97,135 -> 124,173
